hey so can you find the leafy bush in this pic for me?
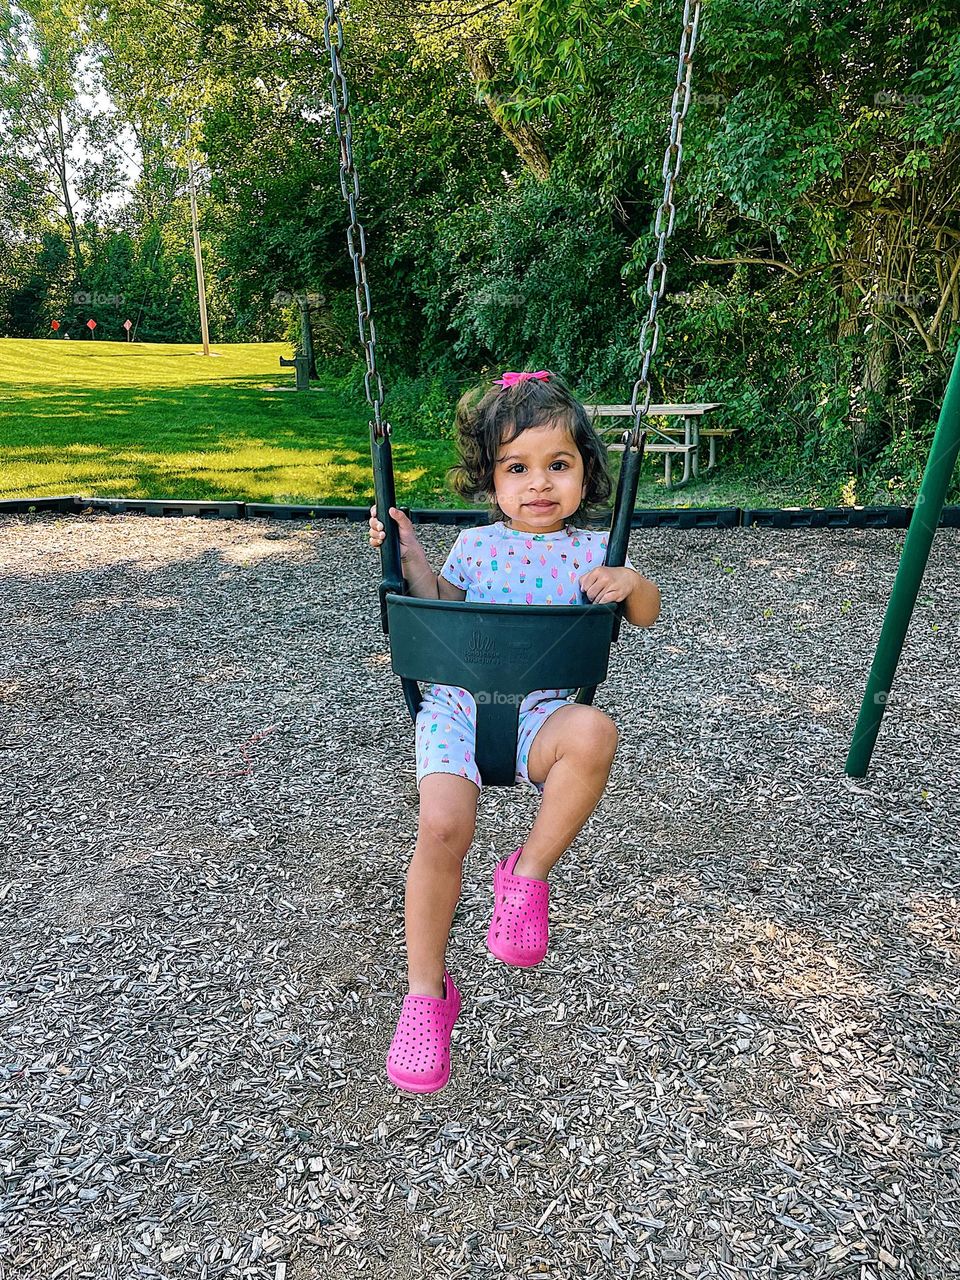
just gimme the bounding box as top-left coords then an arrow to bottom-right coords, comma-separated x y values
382,372 -> 460,442
410,179 -> 634,393
325,361 -> 459,443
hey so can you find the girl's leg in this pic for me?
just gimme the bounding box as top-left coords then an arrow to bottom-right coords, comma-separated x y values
515,704 -> 618,880
406,773 -> 479,998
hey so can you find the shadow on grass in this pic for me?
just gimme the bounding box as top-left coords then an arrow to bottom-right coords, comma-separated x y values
1,376 -> 817,509
1,379 -> 456,505
3,379 -> 364,444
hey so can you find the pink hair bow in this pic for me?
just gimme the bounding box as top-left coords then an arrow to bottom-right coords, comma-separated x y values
495,370 -> 551,388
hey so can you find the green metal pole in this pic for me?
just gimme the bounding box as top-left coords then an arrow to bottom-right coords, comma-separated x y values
846,340 -> 960,776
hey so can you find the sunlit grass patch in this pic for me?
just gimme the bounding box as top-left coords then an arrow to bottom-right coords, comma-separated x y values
0,338 -> 452,505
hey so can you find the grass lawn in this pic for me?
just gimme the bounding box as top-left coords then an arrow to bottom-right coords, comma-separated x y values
1,338 -> 825,509
0,338 -> 457,506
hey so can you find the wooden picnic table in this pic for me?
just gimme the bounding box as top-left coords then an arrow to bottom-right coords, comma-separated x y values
584,403 -> 732,488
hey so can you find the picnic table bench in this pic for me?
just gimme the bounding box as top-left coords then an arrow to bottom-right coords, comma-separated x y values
584,403 -> 734,488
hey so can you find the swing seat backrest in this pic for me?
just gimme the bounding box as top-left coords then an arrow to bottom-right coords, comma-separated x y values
386,594 -> 618,786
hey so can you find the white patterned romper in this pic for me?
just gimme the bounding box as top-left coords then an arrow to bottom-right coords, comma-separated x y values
414,520 -> 634,793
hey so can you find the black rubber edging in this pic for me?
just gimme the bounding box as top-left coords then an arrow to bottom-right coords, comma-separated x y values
630,508 -> 741,529
74,497 -> 246,519
744,507 -> 908,529
1,496 -> 958,529
0,497 -> 738,526
0,495 -> 81,515
744,506 -> 960,529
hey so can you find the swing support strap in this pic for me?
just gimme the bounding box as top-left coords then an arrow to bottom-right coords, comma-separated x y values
629,0 -> 702,445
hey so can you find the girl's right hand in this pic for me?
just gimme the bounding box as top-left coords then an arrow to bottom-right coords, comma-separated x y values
368,504 -> 423,561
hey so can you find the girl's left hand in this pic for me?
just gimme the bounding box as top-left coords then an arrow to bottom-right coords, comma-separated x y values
579,566 -> 639,605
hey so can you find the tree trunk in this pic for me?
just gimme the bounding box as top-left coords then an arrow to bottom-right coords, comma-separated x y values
838,218 -> 893,468
464,44 -> 551,182
54,110 -> 84,275
854,311 -> 894,463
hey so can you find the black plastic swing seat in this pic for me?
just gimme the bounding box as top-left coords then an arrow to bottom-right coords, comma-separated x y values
385,593 -> 620,786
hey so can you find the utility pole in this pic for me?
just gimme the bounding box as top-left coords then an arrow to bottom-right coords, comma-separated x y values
188,154 -> 211,356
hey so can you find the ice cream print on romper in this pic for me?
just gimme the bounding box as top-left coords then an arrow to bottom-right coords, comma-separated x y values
439,522 -> 621,609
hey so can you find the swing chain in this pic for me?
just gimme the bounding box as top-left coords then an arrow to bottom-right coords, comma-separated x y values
323,1 -> 387,441
628,0 -> 702,450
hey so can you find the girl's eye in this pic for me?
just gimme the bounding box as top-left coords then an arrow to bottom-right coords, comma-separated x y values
505,462 -> 569,474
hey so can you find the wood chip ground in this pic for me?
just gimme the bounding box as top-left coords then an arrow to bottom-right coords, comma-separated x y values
1,513 -> 958,1280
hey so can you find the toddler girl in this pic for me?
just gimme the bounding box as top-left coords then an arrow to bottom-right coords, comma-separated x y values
368,370 -> 660,1093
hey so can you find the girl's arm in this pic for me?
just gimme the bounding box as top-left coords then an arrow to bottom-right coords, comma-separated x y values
622,571 -> 661,628
404,555 -> 467,601
402,549 -> 440,599
438,574 -> 467,601
580,565 -> 661,627
368,505 -> 467,600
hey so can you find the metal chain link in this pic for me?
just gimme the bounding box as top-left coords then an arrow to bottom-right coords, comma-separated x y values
323,1 -> 387,440
628,0 -> 702,449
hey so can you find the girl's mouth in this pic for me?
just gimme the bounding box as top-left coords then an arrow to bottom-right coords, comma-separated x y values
526,501 -> 556,509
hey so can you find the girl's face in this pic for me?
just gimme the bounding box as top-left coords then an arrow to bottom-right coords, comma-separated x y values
492,421 -> 586,534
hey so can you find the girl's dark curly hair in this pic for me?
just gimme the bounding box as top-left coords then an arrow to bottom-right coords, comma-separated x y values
446,371 -> 612,524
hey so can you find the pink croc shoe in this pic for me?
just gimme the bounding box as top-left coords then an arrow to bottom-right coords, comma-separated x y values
386,971 -> 461,1094
486,847 -> 549,968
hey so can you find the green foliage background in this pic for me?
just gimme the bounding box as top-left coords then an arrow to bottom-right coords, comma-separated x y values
2,0 -> 959,502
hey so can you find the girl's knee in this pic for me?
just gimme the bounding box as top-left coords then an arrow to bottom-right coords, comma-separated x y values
568,707 -> 618,762
417,802 -> 476,860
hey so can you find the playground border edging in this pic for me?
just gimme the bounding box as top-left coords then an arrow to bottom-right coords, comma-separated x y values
1,496 -> 959,529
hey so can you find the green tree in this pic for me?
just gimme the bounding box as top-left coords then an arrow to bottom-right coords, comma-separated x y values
1,0 -> 129,273
679,0 -> 960,469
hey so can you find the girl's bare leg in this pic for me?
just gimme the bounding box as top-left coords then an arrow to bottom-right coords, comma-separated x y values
514,705 -> 618,880
405,773 -> 480,997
